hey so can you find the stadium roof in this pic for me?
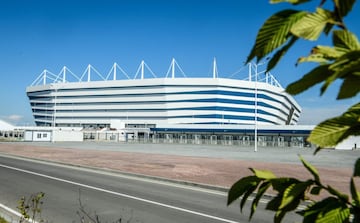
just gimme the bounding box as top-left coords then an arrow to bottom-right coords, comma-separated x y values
30,59 -> 282,88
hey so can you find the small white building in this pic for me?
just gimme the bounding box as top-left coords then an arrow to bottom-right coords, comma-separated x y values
24,130 -> 52,141
22,127 -> 84,142
335,136 -> 360,150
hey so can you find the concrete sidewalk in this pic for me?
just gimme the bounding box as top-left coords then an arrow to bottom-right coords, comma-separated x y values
0,142 -> 356,197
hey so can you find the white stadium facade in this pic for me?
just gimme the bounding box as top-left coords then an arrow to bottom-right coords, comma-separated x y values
27,59 -> 301,128
25,59 -> 314,147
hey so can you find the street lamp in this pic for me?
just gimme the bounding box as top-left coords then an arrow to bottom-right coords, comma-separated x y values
50,84 -> 58,143
52,85 -> 57,128
250,61 -> 267,152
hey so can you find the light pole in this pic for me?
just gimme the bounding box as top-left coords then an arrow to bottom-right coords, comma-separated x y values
254,63 -> 258,152
251,61 -> 267,152
52,86 -> 57,129
51,83 -> 64,142
51,84 -> 57,143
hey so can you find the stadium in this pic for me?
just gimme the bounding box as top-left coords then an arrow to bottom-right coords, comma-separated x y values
25,59 -> 312,147
27,59 -> 301,128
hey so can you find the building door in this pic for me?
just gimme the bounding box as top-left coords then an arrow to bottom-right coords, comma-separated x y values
278,136 -> 285,147
210,135 -> 217,145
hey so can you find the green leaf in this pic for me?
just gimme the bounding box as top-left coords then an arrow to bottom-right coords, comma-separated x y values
271,177 -> 300,193
351,177 -> 360,207
270,0 -> 311,4
313,146 -> 322,155
300,156 -> 320,183
247,10 -> 306,62
227,176 -> 260,205
274,209 -> 287,223
327,185 -> 349,202
286,65 -> 332,95
310,186 -> 322,195
334,0 -> 356,18
291,8 -> 336,41
267,36 -> 298,71
353,158 -> 360,177
338,75 -> 360,99
279,181 -> 311,210
333,30 -> 360,51
332,53 -> 360,75
266,194 -> 283,211
240,185 -> 257,212
250,181 -> 271,220
301,197 -> 350,223
323,23 -> 334,35
297,55 -> 330,64
329,51 -> 360,73
314,206 -> 350,223
296,44 -> 346,65
314,45 -> 346,59
321,51 -> 360,96
308,103 -> 360,147
250,168 -> 277,179
347,103 -> 360,114
353,211 -> 360,223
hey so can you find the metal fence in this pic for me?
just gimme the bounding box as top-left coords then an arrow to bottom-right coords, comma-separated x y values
84,131 -> 310,148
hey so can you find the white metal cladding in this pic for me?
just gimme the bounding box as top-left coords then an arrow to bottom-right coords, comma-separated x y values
27,77 -> 301,127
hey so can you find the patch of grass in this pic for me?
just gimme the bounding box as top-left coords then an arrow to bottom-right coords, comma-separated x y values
0,137 -> 19,142
0,216 -> 9,223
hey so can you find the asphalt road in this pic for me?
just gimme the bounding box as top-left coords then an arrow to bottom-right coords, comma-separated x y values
0,154 -> 301,223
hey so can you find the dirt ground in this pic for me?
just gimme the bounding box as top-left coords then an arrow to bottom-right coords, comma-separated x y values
0,142 -> 355,199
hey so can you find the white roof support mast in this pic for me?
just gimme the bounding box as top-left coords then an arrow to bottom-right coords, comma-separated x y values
171,58 -> 175,79
113,63 -> 117,80
141,60 -> 145,80
29,59 -> 283,88
43,70 -> 47,85
165,58 -> 186,78
133,60 -> 157,80
87,64 -> 91,82
62,66 -> 66,83
105,63 -> 130,80
213,57 -> 218,79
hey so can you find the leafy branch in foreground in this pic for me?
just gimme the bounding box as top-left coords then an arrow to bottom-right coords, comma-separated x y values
228,157 -> 360,223
248,0 -> 359,148
17,192 -> 45,223
76,190 -> 138,223
15,191 -> 139,223
228,0 -> 360,222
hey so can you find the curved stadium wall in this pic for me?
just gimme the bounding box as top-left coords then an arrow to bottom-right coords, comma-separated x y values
26,77 -> 301,128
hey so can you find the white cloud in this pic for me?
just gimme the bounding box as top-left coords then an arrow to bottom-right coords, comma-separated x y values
7,114 -> 23,121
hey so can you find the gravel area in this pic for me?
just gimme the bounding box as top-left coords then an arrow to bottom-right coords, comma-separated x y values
0,142 -> 358,198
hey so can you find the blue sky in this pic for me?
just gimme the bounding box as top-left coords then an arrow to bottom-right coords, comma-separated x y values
0,0 -> 359,125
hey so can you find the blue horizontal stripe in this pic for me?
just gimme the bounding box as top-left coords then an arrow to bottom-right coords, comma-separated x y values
36,113 -> 278,124
151,127 -> 311,135
33,105 -> 287,123
28,82 -> 301,113
30,97 -> 289,117
30,89 -> 286,108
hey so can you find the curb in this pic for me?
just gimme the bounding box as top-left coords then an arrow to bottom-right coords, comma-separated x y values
0,203 -> 21,223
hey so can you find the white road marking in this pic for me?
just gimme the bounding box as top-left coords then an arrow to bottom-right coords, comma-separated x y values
0,202 -> 39,223
0,153 -> 227,196
0,163 -> 239,223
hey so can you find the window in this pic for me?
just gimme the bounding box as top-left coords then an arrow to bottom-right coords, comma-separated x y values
43,133 -> 47,138
37,133 -> 41,139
